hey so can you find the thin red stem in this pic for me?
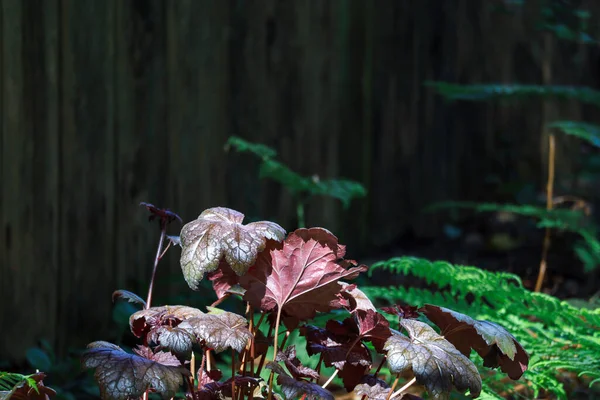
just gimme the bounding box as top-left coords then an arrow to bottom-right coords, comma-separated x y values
145,227 -> 166,309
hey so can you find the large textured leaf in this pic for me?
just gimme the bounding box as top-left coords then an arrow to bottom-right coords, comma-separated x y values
421,305 -> 529,379
180,207 -> 286,290
240,228 -> 367,325
384,320 -> 482,399
266,362 -> 334,400
182,309 -> 252,353
147,326 -> 194,357
354,376 -> 391,400
81,341 -> 188,400
129,305 -> 205,338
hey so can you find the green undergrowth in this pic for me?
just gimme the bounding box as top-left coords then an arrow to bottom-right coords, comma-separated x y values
360,256 -> 600,399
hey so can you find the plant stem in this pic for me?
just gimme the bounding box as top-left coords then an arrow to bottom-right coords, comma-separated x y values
385,375 -> 400,400
314,354 -> 324,383
210,293 -> 231,308
191,351 -> 196,380
255,322 -> 274,376
145,227 -> 167,309
389,377 -> 417,400
535,133 -> 555,292
279,331 -> 291,350
296,200 -> 305,228
374,356 -> 386,376
267,307 -> 283,400
231,348 -> 236,399
197,350 -> 206,389
321,369 -> 339,389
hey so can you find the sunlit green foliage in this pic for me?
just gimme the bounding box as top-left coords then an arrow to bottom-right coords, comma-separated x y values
362,257 -> 600,399
0,371 -> 40,394
226,136 -> 366,209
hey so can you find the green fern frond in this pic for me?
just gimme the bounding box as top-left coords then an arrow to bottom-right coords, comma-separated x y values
0,371 -> 40,394
363,257 -> 600,399
549,121 -> 600,147
226,136 -> 366,208
426,82 -> 600,108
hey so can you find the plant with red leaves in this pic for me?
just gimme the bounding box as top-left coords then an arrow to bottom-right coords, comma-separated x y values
80,205 -> 528,400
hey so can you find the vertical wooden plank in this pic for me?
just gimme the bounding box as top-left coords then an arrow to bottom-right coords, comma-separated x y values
113,0 -> 171,300
57,0 -> 115,353
0,0 -> 60,361
166,0 -> 230,220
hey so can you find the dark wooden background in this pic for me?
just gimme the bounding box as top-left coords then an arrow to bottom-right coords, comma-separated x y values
2,0 -> 599,362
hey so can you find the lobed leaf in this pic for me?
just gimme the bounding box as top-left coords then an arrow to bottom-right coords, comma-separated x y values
421,304 -> 529,379
240,228 -> 367,327
275,346 -> 320,380
129,305 -> 205,338
0,372 -> 56,400
180,207 -> 286,290
81,341 -> 189,400
266,362 -> 334,400
384,319 -> 482,399
182,309 -> 252,353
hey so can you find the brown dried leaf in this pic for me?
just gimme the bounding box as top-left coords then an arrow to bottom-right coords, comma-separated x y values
81,341 -> 189,400
180,207 -> 286,290
275,346 -> 320,380
420,304 -> 529,379
384,320 -> 482,399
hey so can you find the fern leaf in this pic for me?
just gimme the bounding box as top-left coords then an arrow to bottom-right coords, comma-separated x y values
549,121 -> 600,147
426,82 -> 600,108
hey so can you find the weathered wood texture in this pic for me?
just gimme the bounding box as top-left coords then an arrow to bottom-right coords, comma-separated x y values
1,0 -> 599,361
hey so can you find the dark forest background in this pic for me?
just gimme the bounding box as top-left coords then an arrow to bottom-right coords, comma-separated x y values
2,0 -> 600,368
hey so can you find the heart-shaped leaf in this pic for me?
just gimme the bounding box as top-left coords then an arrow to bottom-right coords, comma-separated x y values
354,376 -> 391,400
180,207 -> 286,290
147,326 -> 194,357
129,305 -> 205,338
112,290 -> 146,308
266,362 -> 334,400
182,309 -> 252,353
384,320 -> 482,399
240,228 -> 367,326
420,304 -> 529,379
81,341 -> 189,400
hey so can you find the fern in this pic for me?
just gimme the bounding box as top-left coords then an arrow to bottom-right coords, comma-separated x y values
0,371 -> 40,394
362,257 -> 600,399
426,82 -> 600,108
549,121 -> 600,147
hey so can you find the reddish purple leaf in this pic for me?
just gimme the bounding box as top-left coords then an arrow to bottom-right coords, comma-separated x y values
208,260 -> 241,299
380,304 -> 420,320
140,202 -> 182,229
132,345 -> 182,367
266,362 -> 334,400
240,228 -> 367,325
275,346 -> 320,380
384,319 -> 482,399
179,207 -> 286,290
420,304 -> 529,380
82,341 -> 189,400
112,290 -> 146,308
129,305 -> 205,338
181,309 -> 252,353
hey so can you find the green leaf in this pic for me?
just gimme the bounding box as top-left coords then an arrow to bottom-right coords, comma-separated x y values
426,82 -> 600,108
26,347 -> 53,372
549,121 -> 600,147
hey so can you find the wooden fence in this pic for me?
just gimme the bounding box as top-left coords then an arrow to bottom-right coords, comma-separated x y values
1,0 -> 599,362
